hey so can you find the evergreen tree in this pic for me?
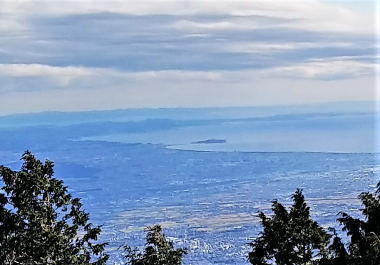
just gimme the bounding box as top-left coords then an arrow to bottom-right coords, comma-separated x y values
331,181 -> 380,265
124,225 -> 187,265
249,189 -> 330,265
0,151 -> 108,265
319,228 -> 348,265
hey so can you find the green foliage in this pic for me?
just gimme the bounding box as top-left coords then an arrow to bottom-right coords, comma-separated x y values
0,151 -> 109,265
328,181 -> 380,265
248,189 -> 331,265
124,225 -> 187,265
249,184 -> 380,265
319,228 -> 348,265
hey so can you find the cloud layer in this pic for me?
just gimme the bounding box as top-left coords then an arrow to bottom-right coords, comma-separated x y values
0,0 -> 378,114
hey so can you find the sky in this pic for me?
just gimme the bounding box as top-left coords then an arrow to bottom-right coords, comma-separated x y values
0,0 -> 379,115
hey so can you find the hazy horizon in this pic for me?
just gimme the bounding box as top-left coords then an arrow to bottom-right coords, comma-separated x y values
0,100 -> 378,117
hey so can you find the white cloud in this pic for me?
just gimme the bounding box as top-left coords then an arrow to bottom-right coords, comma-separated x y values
1,0 -> 374,34
223,41 -> 356,54
270,59 -> 376,79
172,20 -> 246,31
3,60 -> 374,94
0,64 -> 93,86
0,64 -> 224,92
0,64 -> 91,77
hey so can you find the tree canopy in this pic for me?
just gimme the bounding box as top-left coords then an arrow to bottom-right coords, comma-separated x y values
248,189 -> 330,265
330,182 -> 380,265
124,225 -> 187,265
0,151 -> 109,265
249,184 -> 380,265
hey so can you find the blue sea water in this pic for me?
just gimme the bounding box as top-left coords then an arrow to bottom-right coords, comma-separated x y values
0,103 -> 379,264
82,111 -> 377,153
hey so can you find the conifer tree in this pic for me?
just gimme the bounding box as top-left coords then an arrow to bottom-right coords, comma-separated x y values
124,225 -> 187,265
0,151 -> 108,265
249,189 -> 330,265
332,182 -> 380,265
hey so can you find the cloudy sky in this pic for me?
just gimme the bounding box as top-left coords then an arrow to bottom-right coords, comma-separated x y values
0,0 -> 378,115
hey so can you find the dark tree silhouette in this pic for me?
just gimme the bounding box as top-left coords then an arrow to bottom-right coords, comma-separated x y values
249,189 -> 330,265
330,182 -> 380,265
0,151 -> 108,265
249,184 -> 380,265
124,225 -> 187,265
